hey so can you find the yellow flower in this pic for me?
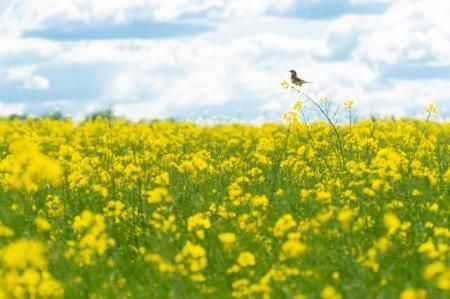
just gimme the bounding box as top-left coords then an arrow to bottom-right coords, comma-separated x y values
0,140 -> 62,192
155,171 -> 170,186
218,233 -> 236,245
425,103 -> 437,113
383,213 -> 401,235
375,237 -> 391,252
190,273 -> 206,282
332,272 -> 340,280
418,239 -> 438,259
428,203 -> 439,212
444,168 -> 450,183
237,251 -> 255,267
293,100 -> 303,110
436,271 -> 450,290
424,221 -> 434,228
175,241 -> 207,279
103,200 -> 127,223
280,80 -> 289,89
344,100 -> 354,110
337,206 -> 354,231
400,288 -> 427,299
411,189 -> 422,196
187,213 -> 211,232
316,191 -> 332,203
0,221 -> 14,237
273,214 -> 296,238
251,195 -> 269,209
1,239 -> 47,269
362,187 -> 376,197
46,195 -> 64,218
68,210 -> 115,266
146,187 -> 172,204
34,217 -> 51,232
0,239 -> 64,298
282,111 -> 298,122
321,286 -> 342,299
423,261 -> 445,280
144,253 -> 175,273
280,240 -> 307,260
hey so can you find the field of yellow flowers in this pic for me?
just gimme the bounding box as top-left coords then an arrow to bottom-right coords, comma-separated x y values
0,109 -> 448,298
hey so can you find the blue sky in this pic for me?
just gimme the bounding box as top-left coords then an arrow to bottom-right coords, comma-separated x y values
0,0 -> 449,121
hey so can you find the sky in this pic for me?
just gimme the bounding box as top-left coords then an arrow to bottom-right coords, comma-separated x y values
0,0 -> 449,121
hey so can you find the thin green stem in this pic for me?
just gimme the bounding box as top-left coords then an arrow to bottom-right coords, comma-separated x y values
408,111 -> 432,172
293,87 -> 346,167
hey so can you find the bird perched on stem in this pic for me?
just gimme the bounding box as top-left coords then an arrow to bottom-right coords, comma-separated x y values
289,70 -> 311,87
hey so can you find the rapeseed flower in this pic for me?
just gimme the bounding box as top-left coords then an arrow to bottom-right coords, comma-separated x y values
383,213 -> 401,235
0,114 -> 447,298
34,217 -> 51,232
237,252 -> 256,267
273,214 -> 296,238
400,288 -> 427,299
219,233 -> 236,246
321,286 -> 342,299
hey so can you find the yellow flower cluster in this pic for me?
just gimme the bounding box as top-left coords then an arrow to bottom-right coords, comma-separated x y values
0,140 -> 61,192
45,195 -> 64,218
0,115 -> 447,298
103,200 -> 128,223
418,236 -> 450,291
218,232 -> 237,249
146,187 -> 172,204
65,210 -> 115,266
175,241 -> 208,282
280,234 -> 307,260
237,251 -> 256,268
34,216 -> 51,232
188,212 -> 211,239
273,214 -> 296,238
143,252 -> 175,273
0,239 -> 64,298
400,288 -> 427,299
0,221 -> 14,237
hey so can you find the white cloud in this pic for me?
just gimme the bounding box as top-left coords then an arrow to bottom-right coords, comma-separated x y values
212,0 -> 293,19
0,0 -> 292,36
0,102 -> 26,116
95,30 -> 317,114
0,37 -> 61,57
5,65 -> 37,80
113,101 -> 168,121
4,65 -> 50,90
24,75 -> 50,90
106,69 -> 163,102
259,100 -> 283,113
353,0 -> 450,65
0,0 -> 449,119
349,0 -> 390,3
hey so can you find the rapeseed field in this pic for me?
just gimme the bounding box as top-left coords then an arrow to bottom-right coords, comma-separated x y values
0,98 -> 448,298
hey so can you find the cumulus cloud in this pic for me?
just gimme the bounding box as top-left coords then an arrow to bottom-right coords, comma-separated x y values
0,0 -> 291,35
0,0 -> 449,119
353,0 -> 450,65
0,101 -> 26,116
4,65 -> 50,90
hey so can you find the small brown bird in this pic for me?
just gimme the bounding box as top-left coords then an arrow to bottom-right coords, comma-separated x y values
290,70 -> 311,87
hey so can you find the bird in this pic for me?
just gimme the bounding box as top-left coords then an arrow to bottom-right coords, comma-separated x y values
289,70 -> 311,87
